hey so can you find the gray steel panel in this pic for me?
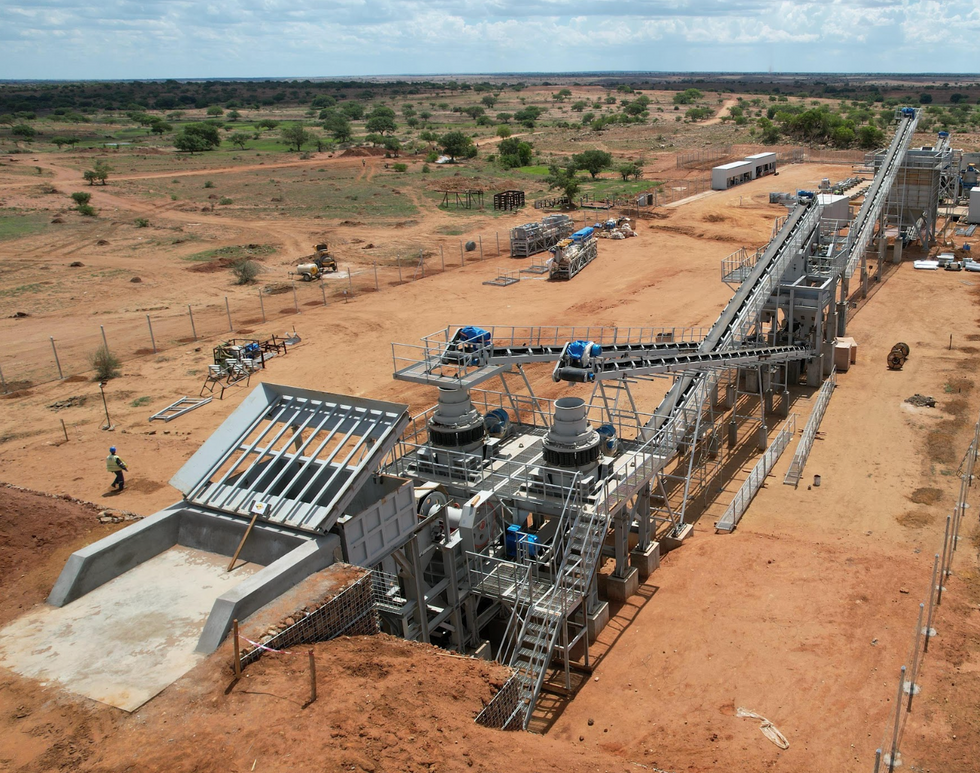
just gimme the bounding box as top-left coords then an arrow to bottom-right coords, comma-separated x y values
170,383 -> 409,534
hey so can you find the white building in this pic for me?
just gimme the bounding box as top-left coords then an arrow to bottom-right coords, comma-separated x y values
969,187 -> 980,225
711,160 -> 754,191
745,152 -> 777,179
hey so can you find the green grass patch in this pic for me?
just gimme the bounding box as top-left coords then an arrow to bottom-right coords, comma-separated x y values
517,165 -> 551,176
0,283 -> 44,298
130,396 -> 152,407
182,244 -> 277,262
0,209 -> 49,241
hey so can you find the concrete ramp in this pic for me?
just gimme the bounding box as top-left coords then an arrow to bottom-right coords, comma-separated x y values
0,546 -> 259,711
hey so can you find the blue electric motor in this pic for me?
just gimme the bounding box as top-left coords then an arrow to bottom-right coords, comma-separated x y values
505,524 -> 539,559
597,423 -> 619,455
484,408 -> 511,438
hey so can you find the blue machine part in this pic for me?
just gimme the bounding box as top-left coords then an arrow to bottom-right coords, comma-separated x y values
243,342 -> 261,357
484,408 -> 510,437
797,190 -> 814,199
505,524 -> 540,559
901,107 -> 916,118
597,423 -> 619,454
567,340 -> 602,364
938,131 -> 949,139
572,227 -> 595,242
458,325 -> 492,348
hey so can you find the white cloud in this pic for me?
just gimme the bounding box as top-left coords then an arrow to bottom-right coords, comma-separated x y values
0,0 -> 976,77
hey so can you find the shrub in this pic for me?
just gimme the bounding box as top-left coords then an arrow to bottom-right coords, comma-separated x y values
392,163 -> 407,172
91,345 -> 121,380
130,396 -> 152,407
204,180 -> 215,188
77,203 -> 97,216
231,258 -> 260,285
135,217 -> 149,227
219,197 -> 233,205
422,164 -> 430,174
71,191 -> 91,206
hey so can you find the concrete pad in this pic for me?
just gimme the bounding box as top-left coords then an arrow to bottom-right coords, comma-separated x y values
587,601 -> 610,643
0,546 -> 259,712
603,567 -> 639,603
661,523 -> 694,552
630,542 -> 661,580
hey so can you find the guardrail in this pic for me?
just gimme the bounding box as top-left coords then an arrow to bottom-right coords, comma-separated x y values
715,414 -> 797,532
784,369 -> 837,486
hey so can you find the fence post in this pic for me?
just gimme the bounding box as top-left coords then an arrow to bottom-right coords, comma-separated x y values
440,246 -> 445,272
923,553 -> 940,652
0,363 -> 6,393
232,619 -> 242,679
225,296 -> 233,333
146,315 -> 157,353
905,603 -> 925,711
347,267 -> 353,295
887,665 -> 906,772
479,235 -> 484,260
419,249 -> 424,278
397,258 -> 402,284
459,240 -> 464,266
291,281 -> 300,314
373,262 -> 379,291
50,336 -> 64,380
307,650 -> 317,706
320,282 -> 328,306
496,231 -> 500,255
100,324 -> 109,352
258,289 -> 266,323
188,305 -> 198,341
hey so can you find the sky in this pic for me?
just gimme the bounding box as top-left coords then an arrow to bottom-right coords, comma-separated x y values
1,0 -> 979,80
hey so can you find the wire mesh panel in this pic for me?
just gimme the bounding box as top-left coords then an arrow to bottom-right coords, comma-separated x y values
475,673 -> 524,730
239,570 -> 377,669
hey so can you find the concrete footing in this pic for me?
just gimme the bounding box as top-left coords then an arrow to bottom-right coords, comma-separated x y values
603,567 -> 639,603
587,601 -> 610,643
630,542 -> 661,580
661,523 -> 694,552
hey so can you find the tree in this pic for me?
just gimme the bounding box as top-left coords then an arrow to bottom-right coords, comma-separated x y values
463,106 -> 485,120
382,136 -> 402,156
280,122 -> 311,151
496,112 -> 513,124
439,130 -> 475,161
918,93 -> 933,104
229,132 -> 251,150
617,161 -> 643,181
321,111 -> 352,142
514,106 -> 545,128
150,120 -> 172,135
545,164 -> 580,202
206,106 -> 224,116
83,160 -> 112,185
311,95 -> 337,109
498,137 -> 532,168
481,94 -> 497,108
856,124 -> 886,149
365,114 -> 396,135
496,125 -> 512,139
71,191 -> 91,206
673,88 -> 704,105
11,124 -> 36,140
572,149 -> 613,179
256,119 -> 280,130
571,100 -> 588,112
52,136 -> 79,150
227,110 -> 241,121
174,123 -> 221,152
340,101 -> 365,120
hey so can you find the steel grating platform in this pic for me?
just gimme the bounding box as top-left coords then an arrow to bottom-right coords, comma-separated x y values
170,383 -> 409,533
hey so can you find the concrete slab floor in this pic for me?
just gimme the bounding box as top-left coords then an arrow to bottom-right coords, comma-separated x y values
0,546 -> 260,712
